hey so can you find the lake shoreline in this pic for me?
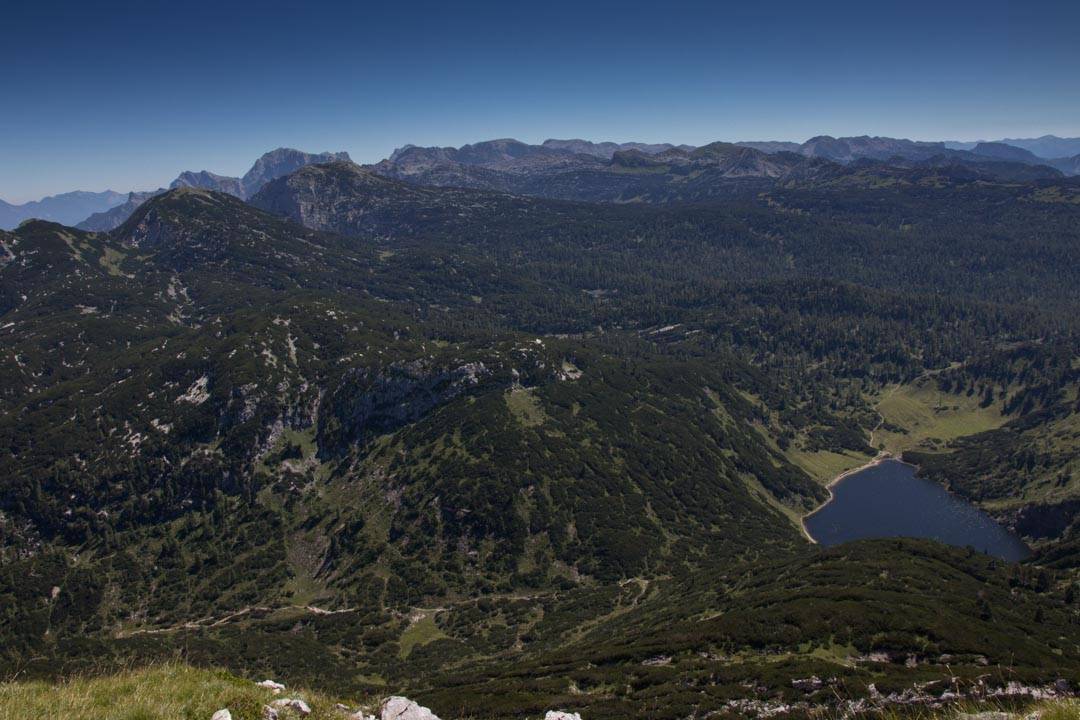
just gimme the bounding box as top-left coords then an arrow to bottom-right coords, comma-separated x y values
799,454 -> 1030,561
800,451 -> 921,544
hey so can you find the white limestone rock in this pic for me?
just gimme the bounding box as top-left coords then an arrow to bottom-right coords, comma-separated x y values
272,698 -> 312,715
381,696 -> 441,720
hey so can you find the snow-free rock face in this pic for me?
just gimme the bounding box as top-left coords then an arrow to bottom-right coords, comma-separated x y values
75,147 -> 352,231
248,160 -> 538,238
380,696 -> 441,720
241,148 -> 352,198
171,171 -> 245,198
211,710 -> 232,720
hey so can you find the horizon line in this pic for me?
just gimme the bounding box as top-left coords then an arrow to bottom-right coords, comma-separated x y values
4,129 -> 1080,205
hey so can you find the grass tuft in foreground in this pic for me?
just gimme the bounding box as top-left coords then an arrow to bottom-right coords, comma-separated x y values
0,664 -> 350,720
881,699 -> 1080,720
0,664 -> 1076,720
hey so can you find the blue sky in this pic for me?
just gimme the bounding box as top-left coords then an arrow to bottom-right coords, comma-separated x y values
3,0 -> 1079,202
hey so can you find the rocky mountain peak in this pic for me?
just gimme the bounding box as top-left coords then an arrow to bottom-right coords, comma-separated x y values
241,148 -> 352,197
171,170 -> 244,198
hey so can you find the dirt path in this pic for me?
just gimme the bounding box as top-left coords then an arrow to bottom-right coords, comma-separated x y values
798,383 -> 906,544
117,603 -> 359,637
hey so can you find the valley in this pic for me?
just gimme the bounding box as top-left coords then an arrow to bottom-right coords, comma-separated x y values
1,142 -> 1079,719
5,0 -> 1080,715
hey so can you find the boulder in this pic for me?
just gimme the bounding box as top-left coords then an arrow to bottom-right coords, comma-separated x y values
211,711 -> 232,720
545,712 -> 583,720
257,679 -> 286,693
272,698 -> 312,715
381,696 -> 441,720
262,707 -> 279,720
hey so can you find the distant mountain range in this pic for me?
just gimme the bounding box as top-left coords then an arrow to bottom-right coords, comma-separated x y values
69,138 -> 1080,229
75,189 -> 166,232
371,136 -> 1066,203
76,148 -> 352,231
738,134 -> 1079,171
256,152 -> 1072,245
0,190 -> 126,230
969,141 -> 1043,163
958,140 -> 1080,174
942,135 -> 1080,174
6,134 -> 1078,232
945,134 -> 1080,159
169,148 -> 352,200
789,135 -> 953,163
541,138 -> 696,157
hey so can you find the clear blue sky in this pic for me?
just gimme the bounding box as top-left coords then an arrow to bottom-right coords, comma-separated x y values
3,0 -> 1079,202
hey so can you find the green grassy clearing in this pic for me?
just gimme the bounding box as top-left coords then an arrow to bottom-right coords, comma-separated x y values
398,612 -> 447,659
874,379 -> 1006,454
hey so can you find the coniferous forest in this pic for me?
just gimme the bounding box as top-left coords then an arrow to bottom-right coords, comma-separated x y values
2,148 -> 1080,717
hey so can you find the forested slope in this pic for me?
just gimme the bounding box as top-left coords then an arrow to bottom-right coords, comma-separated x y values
2,167 -> 1079,717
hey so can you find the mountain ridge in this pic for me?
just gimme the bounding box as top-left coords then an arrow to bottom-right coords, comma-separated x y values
0,189 -> 127,230
16,133 -> 1080,233
946,134 -> 1080,159
73,148 -> 353,231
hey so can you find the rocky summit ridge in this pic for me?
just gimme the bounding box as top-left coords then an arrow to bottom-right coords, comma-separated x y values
15,133 -> 1079,233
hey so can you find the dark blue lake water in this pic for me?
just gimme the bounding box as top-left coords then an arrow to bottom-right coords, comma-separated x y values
803,459 -> 1030,561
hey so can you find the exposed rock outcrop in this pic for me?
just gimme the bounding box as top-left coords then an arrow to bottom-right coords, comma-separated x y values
317,360 -> 490,454
241,148 -> 351,198
171,171 -> 244,198
380,696 -> 441,720
271,697 -> 312,715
